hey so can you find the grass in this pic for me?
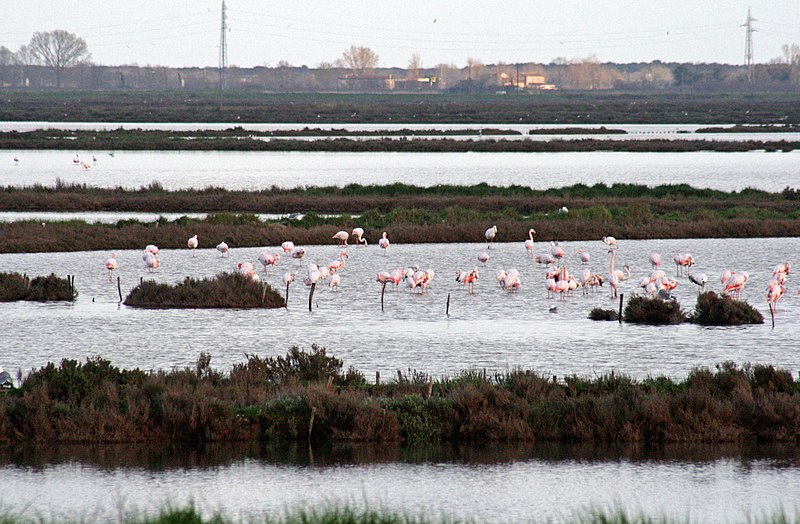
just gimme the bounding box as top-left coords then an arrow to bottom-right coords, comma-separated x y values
1,348 -> 798,446
0,272 -> 76,302
123,272 -> 285,309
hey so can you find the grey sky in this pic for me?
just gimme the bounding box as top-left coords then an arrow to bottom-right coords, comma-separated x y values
3,1 -> 798,68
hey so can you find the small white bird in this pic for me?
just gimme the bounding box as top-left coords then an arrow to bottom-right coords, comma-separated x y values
485,225 -> 497,249
187,235 -> 198,256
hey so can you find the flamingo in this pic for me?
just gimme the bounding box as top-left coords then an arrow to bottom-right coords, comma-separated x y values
72,154 -> 80,164
378,232 -> 390,254
13,156 -> 19,165
607,248 -> 620,298
545,277 -> 556,298
351,228 -> 368,246
478,252 -> 490,264
689,272 -> 708,291
81,161 -> 92,170
724,272 -> 749,300
377,271 -> 394,284
504,268 -> 521,292
329,273 -> 341,291
216,242 -> 230,257
649,252 -> 662,270
105,253 -> 118,281
496,269 -> 507,289
463,267 -> 479,294
535,253 -> 555,266
291,246 -> 306,260
143,251 -> 160,271
281,241 -> 295,253
577,249 -> 591,265
550,242 -> 565,261
237,262 -> 260,281
258,252 -> 280,272
673,253 -> 695,277
485,225 -> 497,249
524,228 -> 536,256
144,244 -> 159,256
327,251 -> 348,273
602,236 -> 617,247
332,230 -> 349,247
187,235 -> 198,256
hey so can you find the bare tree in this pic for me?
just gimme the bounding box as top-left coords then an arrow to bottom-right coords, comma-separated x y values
27,29 -> 91,87
342,45 -> 378,75
0,46 -> 13,66
408,53 -> 422,79
466,57 -> 483,80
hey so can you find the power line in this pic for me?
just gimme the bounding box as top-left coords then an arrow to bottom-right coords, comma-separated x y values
742,6 -> 757,81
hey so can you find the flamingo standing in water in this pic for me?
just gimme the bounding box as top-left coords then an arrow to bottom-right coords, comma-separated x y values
216,242 -> 230,257
673,253 -> 695,277
478,252 -> 490,264
187,235 -> 198,257
72,154 -> 81,164
328,273 -> 341,291
283,272 -> 296,307
351,228 -> 368,246
524,229 -> 536,257
462,267 -> 479,294
649,252 -> 662,270
143,251 -> 161,271
281,241 -> 295,253
485,225 -> 497,249
327,251 -> 348,273
688,272 -> 708,292
602,236 -> 617,247
291,246 -> 306,260
607,248 -> 620,298
144,244 -> 159,256
258,252 -> 280,272
723,272 -> 748,300
378,232 -> 390,255
332,230 -> 349,247
105,253 -> 118,281
577,249 -> 591,265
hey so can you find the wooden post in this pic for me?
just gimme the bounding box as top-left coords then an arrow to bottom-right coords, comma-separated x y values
308,282 -> 316,312
381,282 -> 386,312
769,304 -> 775,328
375,371 -> 380,385
285,281 -> 290,308
397,369 -> 403,382
446,292 -> 450,316
116,276 -> 122,302
618,293 -> 624,323
261,283 -> 267,305
140,277 -> 143,285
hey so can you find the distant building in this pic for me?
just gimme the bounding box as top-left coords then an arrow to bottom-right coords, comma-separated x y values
498,71 -> 557,91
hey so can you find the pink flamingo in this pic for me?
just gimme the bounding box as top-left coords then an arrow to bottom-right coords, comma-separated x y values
607,248 -> 620,298
673,253 -> 695,277
258,252 -> 280,272
216,242 -> 230,257
485,225 -> 498,249
463,267 -> 479,294
105,253 -> 118,281
187,235 -> 198,256
724,272 -> 748,300
524,228 -> 536,257
332,230 -> 349,247
281,241 -> 295,253
329,273 -> 341,291
327,251 -> 349,273
145,244 -> 159,256
378,232 -> 390,255
577,249 -> 591,265
351,228 -> 368,246
143,251 -> 160,271
649,252 -> 662,270
550,242 -> 565,261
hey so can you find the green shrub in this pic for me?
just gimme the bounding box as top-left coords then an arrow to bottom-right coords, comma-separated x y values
589,308 -> 619,321
0,272 -> 75,302
624,296 -> 686,324
691,291 -> 764,325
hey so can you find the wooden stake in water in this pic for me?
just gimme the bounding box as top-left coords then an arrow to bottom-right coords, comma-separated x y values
375,371 -> 380,385
618,293 -> 624,324
446,292 -> 451,316
116,276 -> 122,302
285,281 -> 290,308
308,282 -> 316,312
381,282 -> 386,312
769,303 -> 775,328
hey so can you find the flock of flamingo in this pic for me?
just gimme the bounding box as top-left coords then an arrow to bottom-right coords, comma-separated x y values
98,223 -> 797,314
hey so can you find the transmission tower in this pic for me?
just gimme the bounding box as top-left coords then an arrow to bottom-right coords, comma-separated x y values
219,0 -> 228,91
742,6 -> 756,82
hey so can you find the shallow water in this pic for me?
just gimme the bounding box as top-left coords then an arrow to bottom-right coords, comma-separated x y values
0,237 -> 797,381
2,149 -> 798,192
1,442 -> 798,523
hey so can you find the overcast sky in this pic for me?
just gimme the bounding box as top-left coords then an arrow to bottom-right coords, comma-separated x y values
3,1 -> 798,68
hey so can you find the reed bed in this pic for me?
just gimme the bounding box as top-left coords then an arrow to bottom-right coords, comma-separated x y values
1,347 -> 798,446
123,273 -> 285,309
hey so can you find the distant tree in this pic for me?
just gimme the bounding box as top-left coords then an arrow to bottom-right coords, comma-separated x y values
276,60 -> 292,68
316,61 -> 335,69
466,57 -> 483,80
408,52 -> 422,79
14,45 -> 34,65
435,62 -> 459,90
27,29 -> 91,87
0,46 -> 13,66
342,45 -> 378,75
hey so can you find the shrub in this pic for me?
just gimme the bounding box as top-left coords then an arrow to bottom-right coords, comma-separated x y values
242,345 -> 365,387
691,291 -> 764,325
589,308 -> 619,321
0,272 -> 75,302
124,272 -> 284,309
624,296 -> 686,324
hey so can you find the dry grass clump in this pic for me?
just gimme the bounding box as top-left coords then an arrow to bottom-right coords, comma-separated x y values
124,272 -> 284,309
691,291 -> 764,325
0,272 -> 76,302
623,296 -> 686,324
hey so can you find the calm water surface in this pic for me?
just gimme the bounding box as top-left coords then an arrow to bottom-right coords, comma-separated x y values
1,443 -> 798,523
0,237 -> 798,380
1,149 -> 797,192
